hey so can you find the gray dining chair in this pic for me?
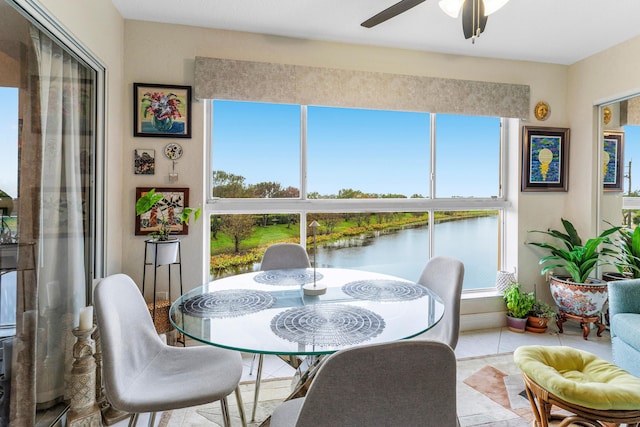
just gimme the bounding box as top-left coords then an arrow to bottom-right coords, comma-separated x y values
259,242 -> 311,271
270,340 -> 458,427
249,242 -> 312,420
415,256 -> 465,349
94,273 -> 246,427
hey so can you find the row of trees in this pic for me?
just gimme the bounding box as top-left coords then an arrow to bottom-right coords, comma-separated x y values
212,170 -> 426,199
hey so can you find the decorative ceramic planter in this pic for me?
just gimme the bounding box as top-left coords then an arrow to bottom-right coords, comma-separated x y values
506,315 -> 527,333
549,275 -> 608,317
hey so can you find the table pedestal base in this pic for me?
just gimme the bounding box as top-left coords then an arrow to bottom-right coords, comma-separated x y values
258,355 -> 325,427
556,312 -> 606,340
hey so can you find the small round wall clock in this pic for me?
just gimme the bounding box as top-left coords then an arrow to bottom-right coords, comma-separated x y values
164,143 -> 183,160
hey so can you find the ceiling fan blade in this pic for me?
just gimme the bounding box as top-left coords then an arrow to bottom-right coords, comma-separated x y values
462,0 -> 488,39
361,0 -> 427,28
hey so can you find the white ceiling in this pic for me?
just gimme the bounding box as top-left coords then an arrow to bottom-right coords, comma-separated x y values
111,0 -> 640,65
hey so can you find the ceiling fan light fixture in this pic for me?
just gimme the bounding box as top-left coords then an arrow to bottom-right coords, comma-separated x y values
438,0 -> 464,18
483,0 -> 510,16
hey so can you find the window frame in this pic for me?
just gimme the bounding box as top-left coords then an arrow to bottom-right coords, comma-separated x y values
206,101 -> 512,289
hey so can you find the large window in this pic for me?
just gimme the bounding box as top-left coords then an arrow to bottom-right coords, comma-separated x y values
209,101 -> 505,290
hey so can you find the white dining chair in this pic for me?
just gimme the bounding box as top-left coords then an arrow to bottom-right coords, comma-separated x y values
248,243 -> 312,421
259,243 -> 311,271
415,256 -> 465,349
94,273 -> 246,427
270,340 -> 458,427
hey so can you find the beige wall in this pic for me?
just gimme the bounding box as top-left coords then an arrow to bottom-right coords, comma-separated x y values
568,36 -> 640,231
122,20 -> 570,303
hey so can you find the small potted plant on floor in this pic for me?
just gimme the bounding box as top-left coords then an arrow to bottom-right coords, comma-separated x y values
526,300 -> 556,333
136,188 -> 201,264
503,282 -> 534,333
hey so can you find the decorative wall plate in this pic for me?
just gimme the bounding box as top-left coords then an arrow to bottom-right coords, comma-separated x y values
163,143 -> 183,160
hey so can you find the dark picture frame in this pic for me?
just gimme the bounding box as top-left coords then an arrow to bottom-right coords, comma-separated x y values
135,187 -> 190,236
134,149 -> 155,175
603,131 -> 624,192
521,126 -> 570,192
133,83 -> 191,138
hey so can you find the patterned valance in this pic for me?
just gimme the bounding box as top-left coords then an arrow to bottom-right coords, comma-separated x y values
195,56 -> 530,119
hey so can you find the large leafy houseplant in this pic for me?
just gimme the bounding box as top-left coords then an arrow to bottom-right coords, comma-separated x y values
527,218 -> 621,283
136,188 -> 201,241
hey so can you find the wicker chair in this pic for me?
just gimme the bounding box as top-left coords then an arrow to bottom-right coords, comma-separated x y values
514,345 -> 640,427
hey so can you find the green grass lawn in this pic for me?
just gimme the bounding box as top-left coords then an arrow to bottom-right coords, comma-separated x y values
211,223 -> 300,254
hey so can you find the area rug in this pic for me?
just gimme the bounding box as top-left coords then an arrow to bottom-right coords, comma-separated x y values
157,352 -> 576,427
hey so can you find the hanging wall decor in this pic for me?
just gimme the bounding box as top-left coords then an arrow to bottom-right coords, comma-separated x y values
133,83 -> 191,138
135,187 -> 190,236
534,101 -> 550,121
134,149 -> 155,175
603,131 -> 624,192
521,126 -> 569,192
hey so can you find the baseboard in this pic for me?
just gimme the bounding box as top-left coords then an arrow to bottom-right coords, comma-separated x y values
460,312 -> 506,332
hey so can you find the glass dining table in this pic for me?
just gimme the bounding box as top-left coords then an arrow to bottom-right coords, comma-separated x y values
170,267 -> 444,422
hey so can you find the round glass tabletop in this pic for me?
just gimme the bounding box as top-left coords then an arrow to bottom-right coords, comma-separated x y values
170,268 -> 444,356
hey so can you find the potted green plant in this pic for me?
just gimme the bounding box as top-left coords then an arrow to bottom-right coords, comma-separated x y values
526,300 -> 556,333
503,282 -> 534,333
527,218 -> 621,317
136,188 -> 201,264
607,225 -> 640,280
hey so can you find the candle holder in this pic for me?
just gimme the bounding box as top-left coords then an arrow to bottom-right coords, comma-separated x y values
303,220 -> 327,296
67,325 -> 102,427
93,326 -> 129,425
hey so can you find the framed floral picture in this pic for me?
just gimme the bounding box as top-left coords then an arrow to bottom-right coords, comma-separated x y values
521,126 -> 569,192
603,131 -> 624,192
133,83 -> 191,138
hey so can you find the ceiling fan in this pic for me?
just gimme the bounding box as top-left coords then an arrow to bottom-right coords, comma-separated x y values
361,0 -> 510,42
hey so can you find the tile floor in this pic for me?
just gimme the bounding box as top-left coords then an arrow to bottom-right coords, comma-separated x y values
114,322 -> 613,426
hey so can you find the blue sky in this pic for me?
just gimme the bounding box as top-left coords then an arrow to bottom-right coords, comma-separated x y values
212,101 -> 501,197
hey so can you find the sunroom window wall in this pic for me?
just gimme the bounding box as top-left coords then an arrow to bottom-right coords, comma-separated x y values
208,100 -> 508,291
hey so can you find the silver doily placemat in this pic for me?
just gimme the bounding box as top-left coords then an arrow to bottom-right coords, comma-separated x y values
253,269 -> 323,286
342,279 -> 429,301
179,289 -> 275,318
270,304 -> 385,347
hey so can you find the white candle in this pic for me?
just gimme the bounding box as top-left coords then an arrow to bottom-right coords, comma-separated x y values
79,306 -> 93,330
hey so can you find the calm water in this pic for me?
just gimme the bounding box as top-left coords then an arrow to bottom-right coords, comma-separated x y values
313,216 -> 498,289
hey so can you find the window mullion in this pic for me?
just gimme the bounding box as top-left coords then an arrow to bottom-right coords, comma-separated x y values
301,105 -> 308,242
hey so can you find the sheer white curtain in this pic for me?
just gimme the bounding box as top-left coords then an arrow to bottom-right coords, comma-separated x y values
30,27 -> 88,407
